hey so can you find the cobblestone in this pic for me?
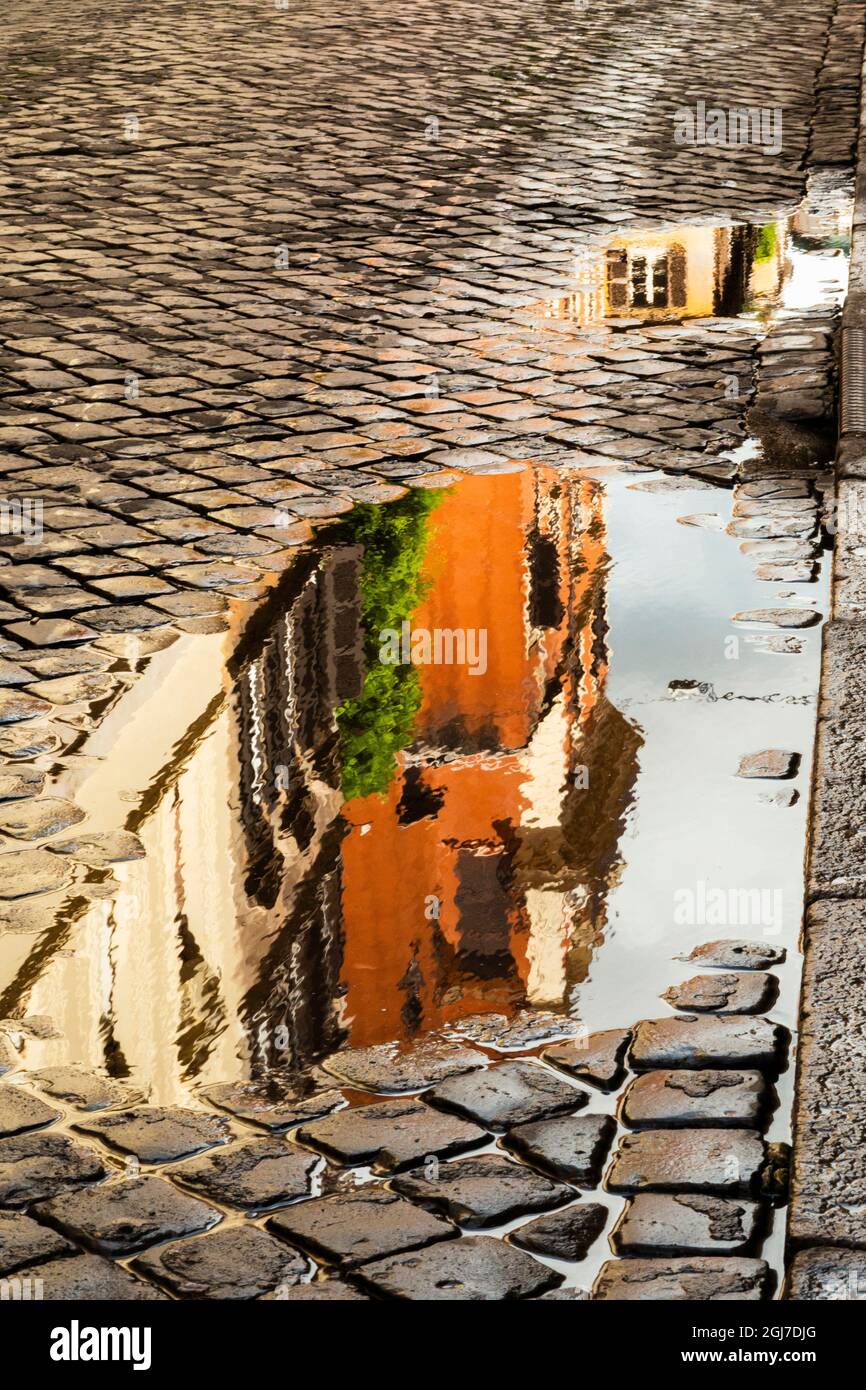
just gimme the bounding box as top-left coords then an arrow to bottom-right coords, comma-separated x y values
661,972 -> 776,1014
25,1066 -> 147,1112
543,1028 -> 631,1090
22,1252 -> 168,1300
267,1187 -> 456,1268
33,1175 -> 220,1255
426,1058 -> 587,1130
131,1224 -> 309,1300
629,1015 -> 788,1071
0,1131 -> 108,1208
353,1234 -> 560,1300
610,1193 -> 761,1256
503,1113 -> 616,1186
507,1201 -> 607,1261
607,1129 -> 766,1196
321,1039 -> 486,1092
297,1096 -> 487,1170
0,0 -> 860,1302
619,1070 -> 769,1129
0,1083 -> 61,1136
73,1105 -> 232,1164
169,1138 -> 319,1214
679,940 -> 786,970
199,1079 -> 344,1132
392,1153 -> 572,1228
594,1256 -> 772,1301
0,1209 -> 74,1275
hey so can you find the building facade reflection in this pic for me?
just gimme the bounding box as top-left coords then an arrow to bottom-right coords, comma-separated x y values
3,469 -> 641,1097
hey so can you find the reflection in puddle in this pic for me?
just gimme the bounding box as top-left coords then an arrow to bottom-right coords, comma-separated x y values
2,464 -> 827,1120
535,176 -> 852,329
0,176 -> 845,1296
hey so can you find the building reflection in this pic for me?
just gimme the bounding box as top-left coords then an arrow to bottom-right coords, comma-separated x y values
543,222 -> 788,325
338,470 -> 641,1046
3,470 -> 641,1097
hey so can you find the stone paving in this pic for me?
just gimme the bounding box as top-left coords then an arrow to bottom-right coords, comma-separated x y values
0,0 -> 858,597
0,935 -> 790,1299
0,0 -> 864,1299
0,0 -> 853,918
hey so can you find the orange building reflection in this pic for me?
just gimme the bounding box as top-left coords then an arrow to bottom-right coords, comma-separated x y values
1,470 -> 642,1094
339,469 -> 641,1046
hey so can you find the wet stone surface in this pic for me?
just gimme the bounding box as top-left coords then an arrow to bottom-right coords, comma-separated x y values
0,849 -> 74,899
353,1234 -> 560,1301
0,1209 -> 75,1275
681,940 -> 787,971
26,1066 -> 147,1112
0,1131 -> 108,1208
447,1009 -> 578,1051
606,1129 -> 766,1195
0,768 -> 45,801
508,1201 -> 608,1261
199,1080 -> 344,1132
619,1070 -> 769,1129
268,1187 -> 456,1267
322,1040 -> 486,1093
630,1016 -> 788,1071
132,1225 -> 309,1300
503,1113 -> 616,1186
0,797 -> 85,841
786,1247 -> 866,1300
662,973 -> 776,1014
611,1193 -> 761,1256
736,750 -> 800,779
48,831 -> 145,864
22,1252 -> 168,1301
732,607 -> 822,628
33,1175 -> 221,1255
0,0 -> 851,1302
297,1096 -> 487,1171
543,1029 -> 631,1090
73,1106 -> 232,1163
0,1084 -> 62,1137
594,1256 -> 772,1301
170,1138 -> 319,1213
427,1059 -> 587,1130
392,1153 -> 572,1228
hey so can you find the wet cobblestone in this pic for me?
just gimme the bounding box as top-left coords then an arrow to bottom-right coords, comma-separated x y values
0,0 -> 858,1301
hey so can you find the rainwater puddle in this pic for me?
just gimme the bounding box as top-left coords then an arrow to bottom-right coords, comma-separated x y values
0,460 -> 829,1292
0,177 -> 848,1296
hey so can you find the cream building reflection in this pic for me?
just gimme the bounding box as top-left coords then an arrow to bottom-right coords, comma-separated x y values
543,222 -> 788,325
1,472 -> 641,1100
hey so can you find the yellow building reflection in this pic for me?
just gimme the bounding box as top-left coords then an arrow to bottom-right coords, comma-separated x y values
540,222 -> 788,326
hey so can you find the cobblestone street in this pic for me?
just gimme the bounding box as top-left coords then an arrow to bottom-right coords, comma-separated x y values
0,0 -> 865,1307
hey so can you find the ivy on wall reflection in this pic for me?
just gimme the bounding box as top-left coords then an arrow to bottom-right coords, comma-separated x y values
336,488 -> 444,801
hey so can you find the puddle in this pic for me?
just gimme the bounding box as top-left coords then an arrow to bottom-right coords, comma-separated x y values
0,176 -> 849,1297
2,464 -> 827,1069
531,176 -> 851,329
0,459 -> 830,1284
